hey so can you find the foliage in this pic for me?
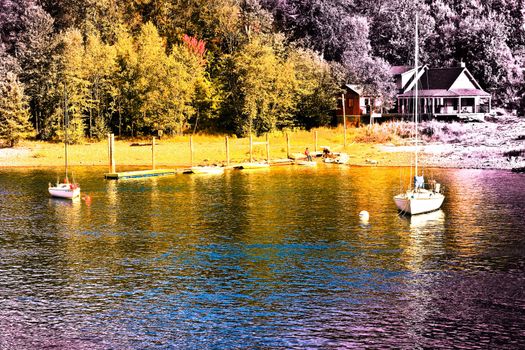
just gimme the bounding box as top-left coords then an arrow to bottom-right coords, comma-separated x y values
0,73 -> 34,147
228,37 -> 296,136
3,0 -> 525,144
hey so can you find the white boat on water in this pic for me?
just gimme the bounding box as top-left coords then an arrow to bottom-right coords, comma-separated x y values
190,166 -> 225,174
394,186 -> 445,215
393,14 -> 445,215
49,182 -> 81,199
49,87 -> 81,200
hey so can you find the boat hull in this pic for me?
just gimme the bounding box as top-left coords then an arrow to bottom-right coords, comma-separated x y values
49,184 -> 81,199
296,160 -> 317,166
394,191 -> 444,215
235,162 -> 270,170
190,166 -> 224,175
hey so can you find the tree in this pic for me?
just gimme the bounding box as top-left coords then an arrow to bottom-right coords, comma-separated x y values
454,12 -> 522,107
83,33 -> 117,139
260,0 -> 365,61
289,48 -> 341,128
226,37 -> 297,136
0,73 -> 34,147
53,28 -> 91,143
15,4 -> 56,137
369,0 -> 434,65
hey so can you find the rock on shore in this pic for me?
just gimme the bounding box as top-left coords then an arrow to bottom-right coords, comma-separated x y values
380,114 -> 525,170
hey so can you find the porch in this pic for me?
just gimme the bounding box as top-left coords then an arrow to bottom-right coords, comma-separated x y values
397,94 -> 491,118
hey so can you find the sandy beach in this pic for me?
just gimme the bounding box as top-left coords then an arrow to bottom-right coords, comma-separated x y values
1,115 -> 524,170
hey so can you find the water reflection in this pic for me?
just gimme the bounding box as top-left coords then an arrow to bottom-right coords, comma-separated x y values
0,167 -> 524,348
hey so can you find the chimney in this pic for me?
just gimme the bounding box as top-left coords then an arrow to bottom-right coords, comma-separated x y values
460,61 -> 466,68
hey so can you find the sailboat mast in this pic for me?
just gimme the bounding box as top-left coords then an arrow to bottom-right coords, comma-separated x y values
414,12 -> 419,179
64,85 -> 68,182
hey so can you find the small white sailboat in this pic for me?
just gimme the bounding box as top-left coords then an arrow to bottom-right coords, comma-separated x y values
49,87 -> 81,199
49,181 -> 81,199
393,14 -> 444,215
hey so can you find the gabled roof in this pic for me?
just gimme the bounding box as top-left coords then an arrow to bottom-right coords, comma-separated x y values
389,66 -> 414,75
344,84 -> 363,95
416,67 -> 484,91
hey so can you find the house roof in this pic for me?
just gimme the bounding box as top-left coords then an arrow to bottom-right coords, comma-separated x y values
344,84 -> 363,95
398,88 -> 491,98
418,68 -> 464,89
389,66 -> 414,75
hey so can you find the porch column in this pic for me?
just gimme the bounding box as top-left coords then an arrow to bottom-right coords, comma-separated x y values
458,97 -> 462,114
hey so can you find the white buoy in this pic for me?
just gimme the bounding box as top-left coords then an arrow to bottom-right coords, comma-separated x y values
359,210 -> 370,221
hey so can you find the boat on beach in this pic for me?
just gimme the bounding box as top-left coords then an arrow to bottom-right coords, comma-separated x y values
323,153 -> 349,164
296,160 -> 317,166
234,162 -> 270,170
190,166 -> 225,174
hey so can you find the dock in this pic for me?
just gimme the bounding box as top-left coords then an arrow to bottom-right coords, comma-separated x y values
104,169 -> 183,179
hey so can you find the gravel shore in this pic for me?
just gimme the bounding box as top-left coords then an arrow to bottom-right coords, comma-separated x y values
1,115 -> 524,170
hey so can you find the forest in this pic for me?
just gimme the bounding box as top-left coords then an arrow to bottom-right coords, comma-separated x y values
1,0 -> 524,146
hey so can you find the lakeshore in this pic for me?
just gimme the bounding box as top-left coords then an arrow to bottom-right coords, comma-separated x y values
1,115 -> 524,170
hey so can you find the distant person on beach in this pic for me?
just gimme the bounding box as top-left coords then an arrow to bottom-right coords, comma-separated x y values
322,147 -> 332,159
305,147 -> 312,161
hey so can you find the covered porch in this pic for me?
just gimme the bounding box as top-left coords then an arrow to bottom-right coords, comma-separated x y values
397,90 -> 491,118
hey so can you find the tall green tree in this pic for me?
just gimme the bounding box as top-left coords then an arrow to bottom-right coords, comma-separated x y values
228,37 -> 296,135
289,48 -> 341,128
454,11 -> 522,106
84,33 -> 117,139
15,4 -> 56,137
0,73 -> 34,147
53,28 -> 90,143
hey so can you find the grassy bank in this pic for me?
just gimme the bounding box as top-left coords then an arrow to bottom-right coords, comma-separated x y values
2,115 -> 524,170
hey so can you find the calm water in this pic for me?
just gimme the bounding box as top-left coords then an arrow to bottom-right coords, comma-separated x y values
0,165 -> 524,349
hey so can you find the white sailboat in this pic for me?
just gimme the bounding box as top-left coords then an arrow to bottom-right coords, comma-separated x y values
49,87 -> 81,199
393,14 -> 445,215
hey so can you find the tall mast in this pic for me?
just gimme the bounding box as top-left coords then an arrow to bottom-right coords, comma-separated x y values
64,84 -> 68,182
414,12 -> 419,179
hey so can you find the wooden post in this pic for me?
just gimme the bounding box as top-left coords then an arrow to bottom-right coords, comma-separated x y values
314,130 -> 318,152
109,133 -> 115,173
266,133 -> 270,163
107,133 -> 111,172
225,136 -> 230,166
190,135 -> 194,166
249,134 -> 253,163
342,93 -> 347,149
286,132 -> 290,159
152,136 -> 156,170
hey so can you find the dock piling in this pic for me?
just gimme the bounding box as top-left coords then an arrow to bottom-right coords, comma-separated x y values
266,134 -> 270,163
225,136 -> 230,166
152,137 -> 156,170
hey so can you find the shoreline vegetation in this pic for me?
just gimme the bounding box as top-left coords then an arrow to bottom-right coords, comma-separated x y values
2,115 -> 524,171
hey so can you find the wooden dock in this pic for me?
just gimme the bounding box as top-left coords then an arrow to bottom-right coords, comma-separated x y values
104,168 -> 183,179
